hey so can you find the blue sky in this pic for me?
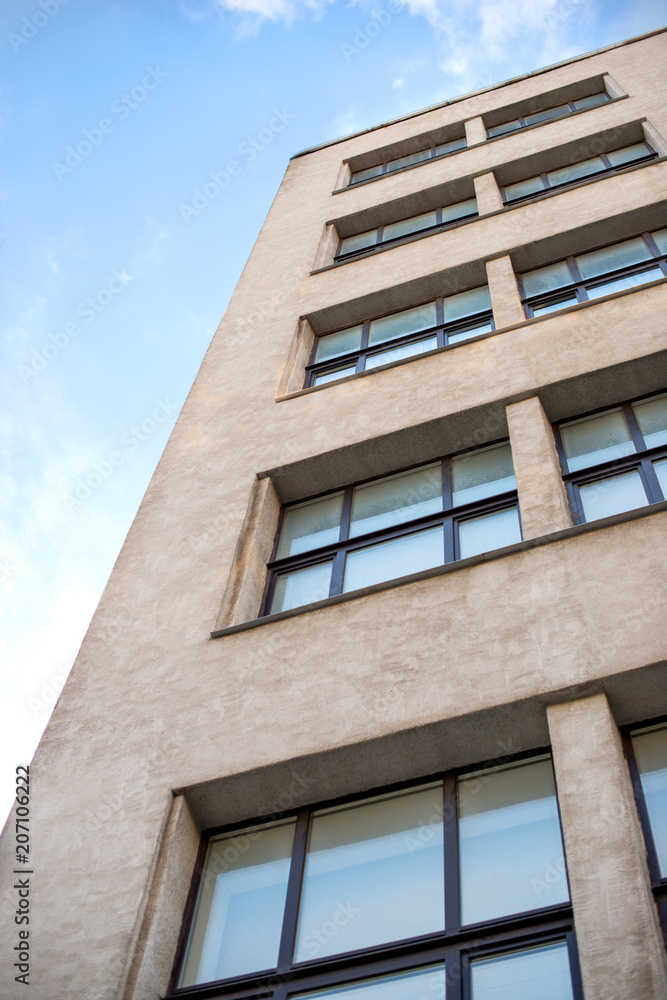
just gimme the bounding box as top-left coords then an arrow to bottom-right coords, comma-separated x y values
1,0 -> 665,823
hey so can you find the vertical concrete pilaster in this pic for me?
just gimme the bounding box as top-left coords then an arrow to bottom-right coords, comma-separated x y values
473,171 -> 503,215
464,116 -> 486,146
506,396 -> 572,539
548,695 -> 667,1000
485,254 -> 525,329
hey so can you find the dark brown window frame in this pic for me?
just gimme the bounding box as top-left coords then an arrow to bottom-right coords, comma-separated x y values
486,90 -> 611,138
334,203 -> 478,263
552,391 -> 667,525
168,749 -> 584,1000
260,444 -> 518,618
518,231 -> 667,318
501,141 -> 658,205
305,298 -> 494,388
348,136 -> 467,187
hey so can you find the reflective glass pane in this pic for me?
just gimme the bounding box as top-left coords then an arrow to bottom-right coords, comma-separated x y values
180,820 -> 296,986
575,237 -> 652,278
339,230 -> 378,255
524,104 -> 569,125
294,785 -> 445,961
635,392 -> 667,448
521,260 -> 573,297
436,137 -> 466,155
560,408 -> 635,471
277,494 -> 344,558
443,284 -> 491,321
578,470 -> 648,521
452,443 -> 516,506
315,326 -> 364,363
343,526 -> 444,592
586,266 -> 663,298
633,726 -> 667,876
296,964 -> 446,1000
504,175 -> 545,201
547,156 -> 606,185
369,302 -> 438,346
447,318 -> 493,343
573,91 -> 608,109
458,507 -> 521,560
271,561 -> 334,613
488,120 -> 521,137
651,227 -> 667,254
606,142 -> 651,166
351,164 -> 383,183
653,458 -> 667,498
471,941 -> 574,1000
314,365 -> 357,386
441,197 -> 477,223
531,293 -> 579,315
365,335 -> 437,369
383,211 -> 438,242
350,464 -> 442,536
459,757 -> 568,925
387,148 -> 431,171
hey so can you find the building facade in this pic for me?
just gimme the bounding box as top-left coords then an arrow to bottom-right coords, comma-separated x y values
2,28 -> 667,1000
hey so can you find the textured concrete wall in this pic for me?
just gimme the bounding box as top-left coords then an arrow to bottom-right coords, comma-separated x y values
1,31 -> 666,1000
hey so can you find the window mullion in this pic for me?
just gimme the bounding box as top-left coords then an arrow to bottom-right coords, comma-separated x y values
446,946 -> 464,1000
622,401 -> 647,452
443,774 -> 460,931
277,808 -> 310,968
638,457 -> 665,504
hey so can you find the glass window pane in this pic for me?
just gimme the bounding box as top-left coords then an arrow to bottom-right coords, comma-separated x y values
180,820 -> 296,986
524,104 -> 569,125
271,561 -> 334,613
350,464 -> 442,536
294,786 -> 445,961
632,726 -> 667,877
547,156 -> 606,185
560,408 -> 635,471
343,526 -> 444,592
504,175 -> 545,201
350,164 -> 383,183
314,365 -> 357,386
459,757 -> 568,925
578,470 -> 648,522
632,392 -> 667,451
296,964 -> 446,1000
651,227 -> 667,254
471,941 -> 574,1000
387,148 -> 431,171
452,443 -> 516,506
575,237 -> 652,278
531,293 -> 579,315
441,197 -> 477,223
458,507 -> 521,560
339,230 -> 378,255
365,335 -> 438,369
521,260 -> 573,297
573,91 -> 608,109
586,266 -> 663,297
653,458 -> 667,498
436,137 -> 466,155
488,120 -> 521,137
443,284 -> 491,321
277,494 -> 344,558
383,211 -> 438,242
607,142 -> 651,167
315,326 -> 364,363
368,302 -> 438,346
447,318 -> 493,343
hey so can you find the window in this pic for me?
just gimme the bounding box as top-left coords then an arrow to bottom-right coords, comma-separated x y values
335,197 -> 478,262
306,286 -> 493,387
172,755 -> 581,1000
486,90 -> 610,138
624,720 -> 667,929
555,392 -> 667,524
262,441 -> 520,616
519,228 -> 667,317
349,136 -> 466,185
502,140 -> 657,204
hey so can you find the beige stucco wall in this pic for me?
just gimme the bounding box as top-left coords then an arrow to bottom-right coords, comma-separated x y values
1,30 -> 666,1000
